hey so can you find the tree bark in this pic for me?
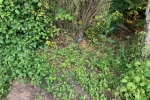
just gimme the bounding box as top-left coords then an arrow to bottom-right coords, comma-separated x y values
144,0 -> 150,56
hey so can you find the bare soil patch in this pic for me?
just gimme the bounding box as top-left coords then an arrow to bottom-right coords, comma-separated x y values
7,79 -> 91,100
7,80 -> 55,100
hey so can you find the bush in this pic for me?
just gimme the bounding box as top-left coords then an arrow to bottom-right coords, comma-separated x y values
0,0 -> 58,48
85,11 -> 122,43
0,0 -> 58,97
119,60 -> 150,100
110,0 -> 147,28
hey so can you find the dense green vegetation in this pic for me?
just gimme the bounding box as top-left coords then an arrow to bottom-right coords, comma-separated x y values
0,0 -> 150,100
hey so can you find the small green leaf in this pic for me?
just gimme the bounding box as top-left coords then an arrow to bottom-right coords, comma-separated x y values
125,0 -> 132,3
0,36 -> 4,44
107,27 -> 114,33
135,92 -> 140,100
98,34 -> 106,38
47,86 -> 52,92
6,34 -> 9,39
15,10 -> 19,15
124,93 -> 129,98
68,16 -> 73,21
134,61 -> 141,66
146,84 -> 150,91
120,86 -> 127,92
126,64 -> 132,68
32,0 -> 38,2
140,82 -> 145,86
144,71 -> 150,78
125,76 -> 129,79
134,76 -> 141,83
146,61 -> 150,68
121,78 -> 128,83
0,0 -> 3,4
127,82 -> 137,90
4,75 -> 9,81
107,38 -> 115,43
95,42 -> 102,44
16,69 -> 21,74
40,72 -> 46,77
38,2 -> 42,7
45,78 -> 50,85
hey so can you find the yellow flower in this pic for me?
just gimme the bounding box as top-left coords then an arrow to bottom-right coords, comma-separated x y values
46,40 -> 56,46
51,42 -> 56,46
99,16 -> 103,19
46,41 -> 51,45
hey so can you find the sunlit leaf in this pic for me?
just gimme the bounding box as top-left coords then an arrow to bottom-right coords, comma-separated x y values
140,82 -> 146,86
124,93 -> 129,98
121,78 -> 128,83
134,61 -> 141,66
0,36 -> 4,44
127,82 -> 137,90
15,10 -> 19,15
146,61 -> 150,68
144,71 -> 150,78
134,76 -> 141,83
120,86 -> 127,92
38,2 -> 42,7
0,0 -> 3,4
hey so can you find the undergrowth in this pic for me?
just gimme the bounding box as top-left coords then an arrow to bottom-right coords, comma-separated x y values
1,30 -> 150,100
0,0 -> 150,100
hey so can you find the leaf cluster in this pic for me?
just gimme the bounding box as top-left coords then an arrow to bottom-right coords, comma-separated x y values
0,0 -> 58,98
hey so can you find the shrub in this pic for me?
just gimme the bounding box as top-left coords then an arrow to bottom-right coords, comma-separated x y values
0,0 -> 58,48
119,60 -> 150,100
0,0 -> 58,97
85,11 -> 122,43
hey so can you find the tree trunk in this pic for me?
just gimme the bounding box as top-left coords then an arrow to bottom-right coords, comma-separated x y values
55,0 -> 105,40
144,0 -> 150,56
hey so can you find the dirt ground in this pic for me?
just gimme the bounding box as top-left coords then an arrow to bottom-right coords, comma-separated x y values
7,80 -> 55,100
6,79 -> 91,100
